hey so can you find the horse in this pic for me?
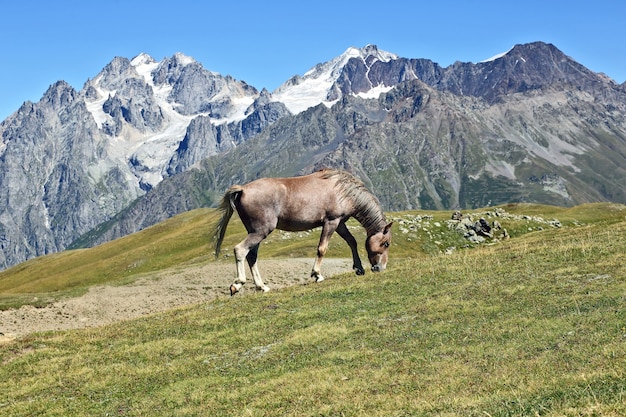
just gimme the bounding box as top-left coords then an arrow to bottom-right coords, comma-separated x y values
212,169 -> 393,295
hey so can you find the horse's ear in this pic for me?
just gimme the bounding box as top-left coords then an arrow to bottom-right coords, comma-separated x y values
384,222 -> 393,234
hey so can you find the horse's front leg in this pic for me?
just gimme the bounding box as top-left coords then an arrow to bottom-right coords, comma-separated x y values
336,222 -> 365,275
311,220 -> 340,282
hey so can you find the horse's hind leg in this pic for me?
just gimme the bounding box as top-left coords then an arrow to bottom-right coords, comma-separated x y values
231,233 -> 266,295
230,244 -> 248,295
246,245 -> 270,293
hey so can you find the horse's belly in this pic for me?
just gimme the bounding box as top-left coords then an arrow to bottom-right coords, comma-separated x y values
276,218 -> 323,232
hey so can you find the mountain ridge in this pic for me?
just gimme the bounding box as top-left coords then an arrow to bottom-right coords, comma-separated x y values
2,41 -> 626,269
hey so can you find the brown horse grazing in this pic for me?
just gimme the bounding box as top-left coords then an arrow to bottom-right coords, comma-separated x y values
213,169 -> 393,295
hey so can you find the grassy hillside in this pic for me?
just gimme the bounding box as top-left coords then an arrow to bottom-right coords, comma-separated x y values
1,203 -> 625,415
2,202 -> 620,310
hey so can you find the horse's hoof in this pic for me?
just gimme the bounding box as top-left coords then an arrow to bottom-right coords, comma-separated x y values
315,275 -> 325,283
261,286 -> 270,293
355,267 -> 365,276
230,284 -> 239,296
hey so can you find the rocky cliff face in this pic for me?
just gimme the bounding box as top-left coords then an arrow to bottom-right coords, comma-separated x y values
0,81 -> 142,268
165,89 -> 290,176
2,42 -> 626,269
0,53 -> 281,268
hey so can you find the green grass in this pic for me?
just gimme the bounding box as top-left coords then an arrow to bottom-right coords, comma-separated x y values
0,209 -> 219,309
0,203 -> 622,310
1,203 -> 626,415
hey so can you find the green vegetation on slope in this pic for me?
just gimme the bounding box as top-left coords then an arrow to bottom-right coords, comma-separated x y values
1,203 -> 623,310
0,209 -> 219,309
1,203 -> 625,415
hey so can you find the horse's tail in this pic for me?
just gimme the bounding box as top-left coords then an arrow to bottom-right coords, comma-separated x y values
212,185 -> 244,258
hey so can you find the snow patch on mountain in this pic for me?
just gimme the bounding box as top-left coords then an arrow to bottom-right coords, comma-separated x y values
357,84 -> 395,99
213,95 -> 256,125
272,75 -> 340,114
480,47 -> 513,63
127,53 -> 201,186
84,76 -> 115,129
82,53 -> 199,188
131,52 -> 176,111
129,118 -> 192,186
272,45 -> 398,114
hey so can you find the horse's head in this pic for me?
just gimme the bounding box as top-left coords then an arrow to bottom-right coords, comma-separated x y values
366,222 -> 393,272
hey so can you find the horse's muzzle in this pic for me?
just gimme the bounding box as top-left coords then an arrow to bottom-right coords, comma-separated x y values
371,264 -> 386,272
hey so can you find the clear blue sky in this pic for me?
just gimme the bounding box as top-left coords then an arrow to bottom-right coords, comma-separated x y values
2,0 -> 625,121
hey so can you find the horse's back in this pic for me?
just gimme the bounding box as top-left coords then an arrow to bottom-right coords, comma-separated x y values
240,172 -> 333,202
235,172 -> 343,231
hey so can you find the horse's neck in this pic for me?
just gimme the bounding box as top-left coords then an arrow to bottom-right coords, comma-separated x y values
352,203 -> 386,235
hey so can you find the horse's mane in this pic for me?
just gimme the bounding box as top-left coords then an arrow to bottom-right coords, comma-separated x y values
321,170 -> 386,233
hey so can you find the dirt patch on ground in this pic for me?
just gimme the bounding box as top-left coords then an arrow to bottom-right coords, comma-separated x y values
0,258 -> 351,343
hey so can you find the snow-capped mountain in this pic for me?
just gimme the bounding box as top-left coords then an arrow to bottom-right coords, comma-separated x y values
0,44 -> 404,270
0,49 -> 285,269
1,42 -> 626,270
75,42 -> 626,249
72,45 -> 396,192
82,51 -> 261,189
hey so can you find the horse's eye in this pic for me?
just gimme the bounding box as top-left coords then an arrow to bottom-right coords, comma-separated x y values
383,242 -> 390,248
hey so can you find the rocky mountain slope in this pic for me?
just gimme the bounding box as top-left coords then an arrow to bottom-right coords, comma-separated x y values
0,52 -> 288,269
2,42 -> 626,268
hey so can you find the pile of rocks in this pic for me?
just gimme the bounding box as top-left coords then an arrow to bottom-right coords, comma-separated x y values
447,207 -> 561,244
394,214 -> 435,241
392,207 -> 564,253
448,210 -> 508,244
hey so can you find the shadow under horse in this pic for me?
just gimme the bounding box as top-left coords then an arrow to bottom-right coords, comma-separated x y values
213,169 -> 393,295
